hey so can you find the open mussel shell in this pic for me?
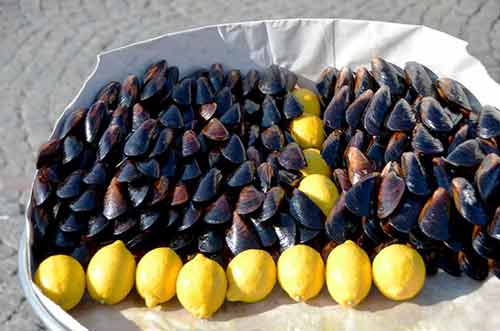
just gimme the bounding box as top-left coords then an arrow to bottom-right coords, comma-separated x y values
325,193 -> 358,243
385,98 -> 416,132
321,130 -> 344,169
56,170 -> 84,199
476,153 -> 500,203
278,143 -> 306,171
103,177 -> 128,220
261,125 -> 285,151
371,57 -> 406,97
404,61 -> 437,98
274,213 -> 297,251
346,89 -> 373,129
458,249 -> 489,281
418,187 -> 450,241
124,119 -> 157,157
344,172 -> 380,217
225,212 -> 261,256
324,85 -> 350,131
412,124 -> 444,155
401,152 -> 432,196
198,230 -> 224,254
222,134 -> 246,164
202,118 -> 229,142
451,177 -> 488,226
257,186 -> 286,223
192,168 -> 222,203
85,101 -> 108,143
436,77 -> 482,114
289,189 -> 324,230
478,105 -> 500,139
236,185 -> 265,215
377,162 -> 405,219
251,219 -> 278,248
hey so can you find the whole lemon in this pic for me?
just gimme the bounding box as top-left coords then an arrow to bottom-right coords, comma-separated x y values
290,114 -> 325,149
277,245 -> 325,301
298,174 -> 339,216
326,240 -> 372,307
136,247 -> 183,308
300,148 -> 331,177
34,255 -> 85,311
372,244 -> 426,301
226,249 -> 276,303
176,254 -> 227,318
87,240 -> 136,305
292,88 -> 321,116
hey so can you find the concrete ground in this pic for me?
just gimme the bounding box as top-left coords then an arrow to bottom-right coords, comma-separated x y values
1,0 -> 500,329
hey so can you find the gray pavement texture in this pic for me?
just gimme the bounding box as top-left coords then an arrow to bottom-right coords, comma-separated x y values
1,0 -> 500,329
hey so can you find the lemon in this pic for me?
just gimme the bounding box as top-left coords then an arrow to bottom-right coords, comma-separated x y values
277,245 -> 324,301
226,249 -> 276,303
292,88 -> 321,116
290,114 -> 325,149
372,244 -> 426,301
136,247 -> 183,308
176,254 -> 227,318
300,148 -> 331,177
326,240 -> 372,307
87,240 -> 136,305
34,255 -> 85,311
298,174 -> 339,216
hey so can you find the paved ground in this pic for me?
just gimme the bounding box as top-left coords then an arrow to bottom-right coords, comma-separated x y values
1,0 -> 500,329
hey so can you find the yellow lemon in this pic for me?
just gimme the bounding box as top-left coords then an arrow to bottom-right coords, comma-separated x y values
226,249 -> 276,303
176,254 -> 227,318
87,240 -> 136,305
277,245 -> 324,301
292,88 -> 321,116
298,174 -> 339,216
34,255 -> 85,311
300,148 -> 331,177
136,247 -> 183,308
290,114 -> 325,149
326,240 -> 372,307
372,244 -> 426,301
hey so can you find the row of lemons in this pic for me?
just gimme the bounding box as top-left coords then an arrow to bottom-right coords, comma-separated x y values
34,88 -> 426,318
35,240 -> 426,318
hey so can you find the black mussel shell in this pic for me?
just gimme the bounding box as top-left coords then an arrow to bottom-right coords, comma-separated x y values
172,78 -> 194,105
52,229 -> 78,248
278,169 -> 302,188
324,85 -> 350,131
177,202 -> 202,232
386,98 -> 416,132
297,225 -> 321,244
258,65 -> 287,95
404,61 -> 437,98
59,107 -> 87,139
182,130 -> 200,158
252,219 -> 278,248
140,63 -> 174,104
274,213 -> 297,251
236,185 -> 265,215
418,97 -> 459,132
261,125 -> 285,152
346,146 -> 373,185
85,101 -> 108,143
128,182 -> 149,208
63,135 -> 83,165
344,172 -> 380,217
478,138 -> 499,155
132,104 -> 150,132
488,207 -> 500,240
96,81 -> 121,109
97,124 -> 123,161
202,118 -> 229,142
139,210 -> 161,231
354,67 -> 377,98
472,229 -> 500,260
198,230 -> 224,254
257,186 -> 285,223
124,119 -> 157,157
228,161 -> 256,188
244,99 -> 260,119
222,135 -> 246,164
432,157 -> 452,194
149,128 -> 174,158
283,92 -> 304,119
446,139 -> 485,167
377,162 -> 405,219
333,168 -> 352,193
33,168 -> 52,207
181,159 -> 202,181
168,231 -> 196,253
261,95 -> 282,128
363,85 -> 392,136
147,176 -> 169,206
226,212 -> 261,256
70,189 -> 99,212
478,105 -> 500,139
193,168 -> 222,203
451,177 -> 488,226
247,124 -> 260,146
103,177 -> 128,220
220,103 -> 242,127
242,69 -> 259,98
208,149 -> 222,168
366,138 -> 386,171
316,67 -> 337,105
346,89 -> 373,129
119,75 -> 140,109
325,193 -> 358,243
36,139 -> 62,169
436,78 -> 482,114
159,105 -> 184,129
381,221 -> 408,240
434,249 -> 462,277
257,162 -> 275,193
385,132 -> 409,163
59,212 -> 85,233
362,217 -> 386,244
418,188 -> 450,241
143,61 -> 167,86
136,158 -> 160,178
113,216 -> 138,237
412,124 -> 444,155
86,214 -> 110,239
448,124 -> 470,155
70,243 -> 91,266
204,194 -> 232,224
401,152 -> 432,196
56,170 -> 84,199
388,193 -> 424,233
409,227 -> 441,251
246,146 -> 262,167
289,189 -> 324,229
225,69 -> 243,97
371,57 -> 406,97
195,77 -> 214,105
321,130 -> 344,169
335,67 -> 354,97
171,182 -> 189,206
458,249 -> 489,281
476,153 -> 500,202
83,162 -> 107,185
279,143 -> 306,171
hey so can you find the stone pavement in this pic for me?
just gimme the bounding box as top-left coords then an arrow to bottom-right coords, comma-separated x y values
1,0 -> 500,329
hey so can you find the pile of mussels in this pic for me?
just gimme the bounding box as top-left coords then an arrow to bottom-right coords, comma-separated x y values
29,57 -> 500,281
